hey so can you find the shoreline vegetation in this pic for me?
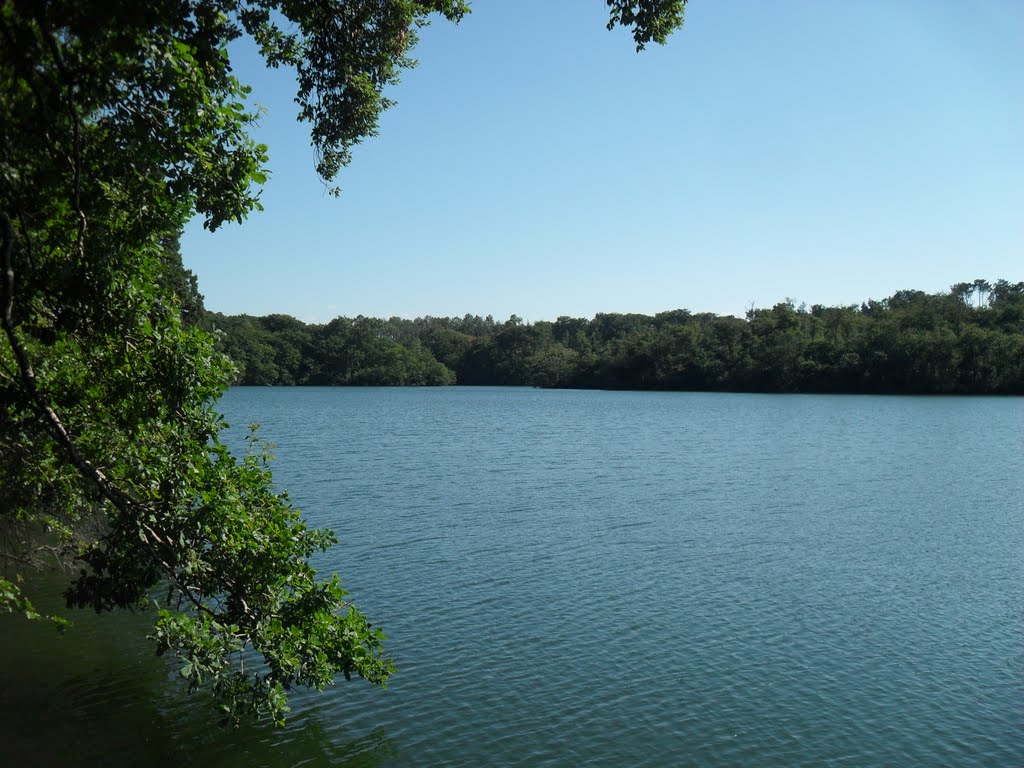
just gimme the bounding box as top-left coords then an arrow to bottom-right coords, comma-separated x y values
205,280 -> 1024,395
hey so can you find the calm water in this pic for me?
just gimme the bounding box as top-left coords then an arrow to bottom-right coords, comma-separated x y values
2,388 -> 1022,766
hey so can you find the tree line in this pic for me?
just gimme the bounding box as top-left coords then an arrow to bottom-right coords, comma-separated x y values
204,279 -> 1024,395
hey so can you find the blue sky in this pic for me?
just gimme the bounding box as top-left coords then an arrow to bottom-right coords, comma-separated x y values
182,0 -> 1023,323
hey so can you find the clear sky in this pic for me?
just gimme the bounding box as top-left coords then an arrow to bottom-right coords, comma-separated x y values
181,0 -> 1023,324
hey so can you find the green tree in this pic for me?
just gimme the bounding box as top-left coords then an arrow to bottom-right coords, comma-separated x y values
157,234 -> 207,326
972,278 -> 992,309
420,325 -> 474,372
1,0 -> 686,724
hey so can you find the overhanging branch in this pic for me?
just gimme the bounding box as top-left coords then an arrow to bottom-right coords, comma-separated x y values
0,211 -> 212,616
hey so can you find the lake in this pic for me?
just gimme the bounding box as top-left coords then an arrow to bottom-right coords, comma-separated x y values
2,388 -> 1021,766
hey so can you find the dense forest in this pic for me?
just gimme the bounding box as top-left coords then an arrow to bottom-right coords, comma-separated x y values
202,280 -> 1024,394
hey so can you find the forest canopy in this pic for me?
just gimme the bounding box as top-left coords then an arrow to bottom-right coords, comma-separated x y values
206,280 -> 1024,395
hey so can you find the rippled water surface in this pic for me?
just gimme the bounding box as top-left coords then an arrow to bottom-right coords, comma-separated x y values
3,389 -> 1022,766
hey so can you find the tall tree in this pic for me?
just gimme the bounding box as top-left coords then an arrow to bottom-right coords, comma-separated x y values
0,0 -> 686,724
972,278 -> 992,308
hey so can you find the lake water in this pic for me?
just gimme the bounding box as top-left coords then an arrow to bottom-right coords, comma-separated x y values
2,388 -> 1021,766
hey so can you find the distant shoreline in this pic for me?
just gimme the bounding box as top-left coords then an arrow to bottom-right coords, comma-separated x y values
204,280 -> 1024,396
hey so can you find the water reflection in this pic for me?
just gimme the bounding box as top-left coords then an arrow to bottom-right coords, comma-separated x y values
0,570 -> 397,768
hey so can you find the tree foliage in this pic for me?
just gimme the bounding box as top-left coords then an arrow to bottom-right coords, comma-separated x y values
607,0 -> 686,50
0,0 -> 685,725
208,281 -> 1024,395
